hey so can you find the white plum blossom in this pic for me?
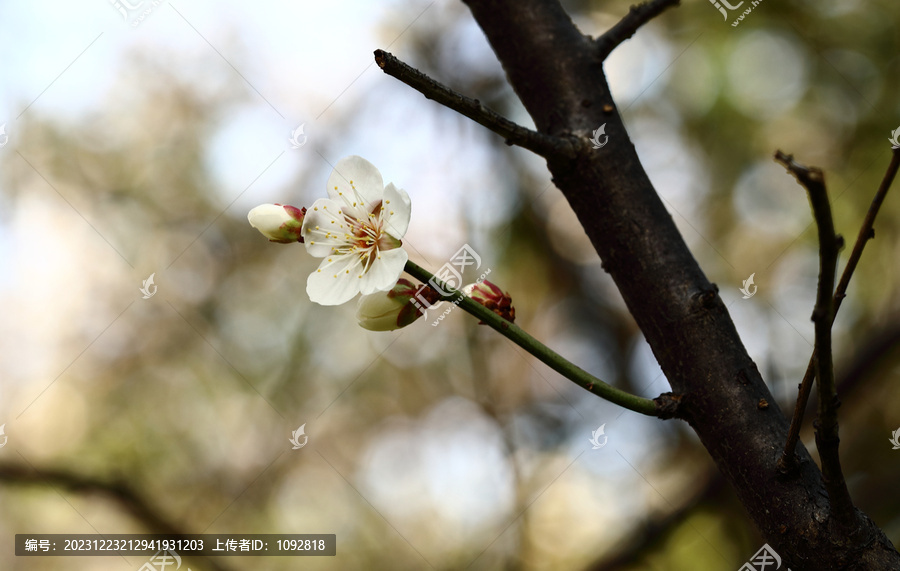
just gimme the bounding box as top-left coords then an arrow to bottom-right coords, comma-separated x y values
301,156 -> 411,306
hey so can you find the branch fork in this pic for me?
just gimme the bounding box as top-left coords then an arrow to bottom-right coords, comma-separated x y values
772,150 -> 900,530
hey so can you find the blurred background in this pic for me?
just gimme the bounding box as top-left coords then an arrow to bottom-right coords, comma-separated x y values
0,0 -> 899,569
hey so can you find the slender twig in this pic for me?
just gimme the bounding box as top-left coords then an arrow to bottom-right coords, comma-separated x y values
779,352 -> 818,472
0,462 -> 235,571
778,148 -> 900,472
773,151 -> 857,527
595,0 -> 681,61
404,260 -> 665,416
374,50 -> 576,159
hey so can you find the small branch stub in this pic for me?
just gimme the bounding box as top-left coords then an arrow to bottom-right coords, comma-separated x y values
595,0 -> 681,61
653,392 -> 684,420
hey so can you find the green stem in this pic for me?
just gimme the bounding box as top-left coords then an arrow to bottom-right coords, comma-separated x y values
404,260 -> 659,416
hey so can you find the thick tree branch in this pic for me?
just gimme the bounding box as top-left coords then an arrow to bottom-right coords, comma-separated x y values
452,0 -> 900,566
779,148 -> 900,472
774,150 -> 857,530
374,50 -> 577,159
0,462 -> 235,571
595,0 -> 681,61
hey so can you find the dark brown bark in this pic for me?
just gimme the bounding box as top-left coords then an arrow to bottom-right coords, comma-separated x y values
459,0 -> 900,567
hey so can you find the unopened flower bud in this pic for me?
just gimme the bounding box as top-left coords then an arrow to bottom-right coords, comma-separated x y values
356,278 -> 423,331
248,203 -> 306,243
463,280 -> 515,323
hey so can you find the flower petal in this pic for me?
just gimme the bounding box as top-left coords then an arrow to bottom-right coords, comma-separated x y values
358,247 -> 408,295
248,204 -> 288,228
380,183 -> 411,240
326,156 -> 384,210
306,254 -> 366,305
301,198 -> 351,257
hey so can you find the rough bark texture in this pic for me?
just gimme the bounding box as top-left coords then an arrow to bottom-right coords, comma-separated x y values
461,0 -> 900,568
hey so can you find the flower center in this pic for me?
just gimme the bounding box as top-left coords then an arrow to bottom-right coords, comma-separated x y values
335,200 -> 400,271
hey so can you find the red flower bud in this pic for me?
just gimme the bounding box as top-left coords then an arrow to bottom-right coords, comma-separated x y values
463,280 -> 515,323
